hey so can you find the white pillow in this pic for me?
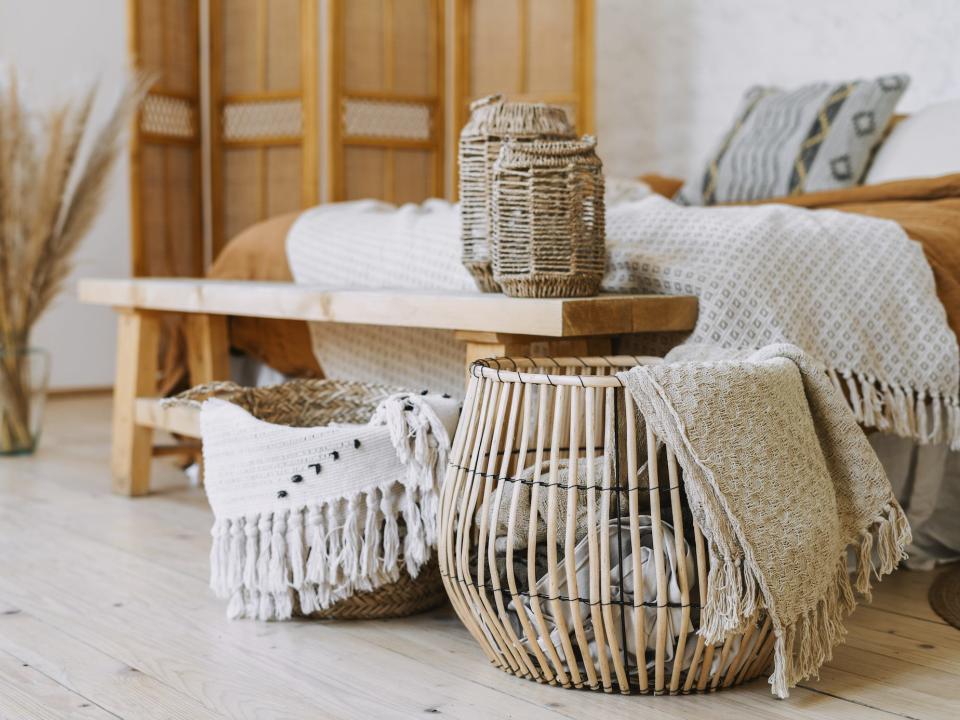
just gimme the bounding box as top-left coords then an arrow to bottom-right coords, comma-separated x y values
866,99 -> 960,184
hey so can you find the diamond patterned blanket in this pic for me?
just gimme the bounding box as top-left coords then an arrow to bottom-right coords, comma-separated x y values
287,194 -> 959,446
607,195 -> 960,449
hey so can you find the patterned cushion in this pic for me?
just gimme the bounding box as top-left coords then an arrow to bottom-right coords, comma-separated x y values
675,75 -> 909,205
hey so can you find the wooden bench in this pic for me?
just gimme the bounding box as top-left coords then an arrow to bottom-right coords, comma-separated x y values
78,278 -> 698,496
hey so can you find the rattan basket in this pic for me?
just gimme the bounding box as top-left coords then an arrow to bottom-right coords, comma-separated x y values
491,136 -> 605,298
439,357 -> 775,694
175,378 -> 448,620
459,94 -> 575,292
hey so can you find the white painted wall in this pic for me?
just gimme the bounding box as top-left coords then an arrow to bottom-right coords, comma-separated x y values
596,0 -> 960,178
0,0 -> 130,390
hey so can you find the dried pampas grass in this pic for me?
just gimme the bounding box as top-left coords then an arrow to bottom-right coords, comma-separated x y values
0,70 -> 150,451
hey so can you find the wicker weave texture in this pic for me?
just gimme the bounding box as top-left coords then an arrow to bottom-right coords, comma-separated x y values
222,99 -> 303,141
439,356 -> 775,694
458,94 -> 575,292
342,98 -> 433,141
178,378 -> 447,619
141,94 -> 197,138
311,558 -> 447,619
491,136 -> 605,297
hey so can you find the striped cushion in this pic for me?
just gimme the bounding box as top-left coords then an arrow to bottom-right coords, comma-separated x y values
676,75 -> 909,205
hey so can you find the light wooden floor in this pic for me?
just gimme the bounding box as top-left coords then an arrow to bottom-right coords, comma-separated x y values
1,395 -> 958,720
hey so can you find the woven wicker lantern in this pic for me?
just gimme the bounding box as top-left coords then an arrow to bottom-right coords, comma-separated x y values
438,356 -> 775,695
459,94 -> 575,292
491,137 -> 606,298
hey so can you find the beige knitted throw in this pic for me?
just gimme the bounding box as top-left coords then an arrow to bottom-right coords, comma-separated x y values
619,343 -> 911,698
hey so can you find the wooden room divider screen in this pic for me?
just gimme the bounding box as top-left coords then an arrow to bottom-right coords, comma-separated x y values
453,0 -> 594,131
128,0 -> 204,278
128,0 -> 593,269
327,0 -> 445,203
209,0 -> 319,256
128,0 -> 206,392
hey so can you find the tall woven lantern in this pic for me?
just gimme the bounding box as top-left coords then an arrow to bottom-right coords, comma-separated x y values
459,94 -> 575,292
439,356 -> 775,695
491,137 -> 606,298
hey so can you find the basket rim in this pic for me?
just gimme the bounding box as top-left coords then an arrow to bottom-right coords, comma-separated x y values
470,354 -> 661,386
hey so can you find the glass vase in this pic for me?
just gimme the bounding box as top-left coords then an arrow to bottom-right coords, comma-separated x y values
0,346 -> 50,456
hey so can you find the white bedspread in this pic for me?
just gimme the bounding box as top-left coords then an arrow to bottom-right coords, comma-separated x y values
287,200 -> 475,395
288,196 -> 959,447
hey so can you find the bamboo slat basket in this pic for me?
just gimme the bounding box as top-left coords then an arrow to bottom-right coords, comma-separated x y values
491,136 -> 606,298
174,379 -> 447,620
439,357 -> 775,694
459,94 -> 575,292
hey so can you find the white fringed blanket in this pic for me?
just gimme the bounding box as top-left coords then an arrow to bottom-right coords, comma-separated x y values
620,343 -> 911,697
287,195 -> 959,446
197,392 -> 459,620
606,196 -> 959,449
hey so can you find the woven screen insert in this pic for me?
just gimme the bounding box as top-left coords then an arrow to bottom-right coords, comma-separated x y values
222,99 -> 303,141
141,94 -> 197,139
342,99 -> 432,141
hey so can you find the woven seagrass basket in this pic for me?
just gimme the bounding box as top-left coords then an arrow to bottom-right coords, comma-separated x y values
459,94 -> 575,292
439,357 -> 775,694
176,378 -> 448,620
491,136 -> 606,298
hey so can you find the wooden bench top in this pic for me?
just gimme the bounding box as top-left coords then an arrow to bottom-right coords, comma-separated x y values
78,278 -> 698,338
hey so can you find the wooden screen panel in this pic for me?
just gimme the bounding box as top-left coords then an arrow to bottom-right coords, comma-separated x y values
453,0 -> 594,191
210,0 -> 318,256
328,0 -> 444,202
128,0 -> 203,278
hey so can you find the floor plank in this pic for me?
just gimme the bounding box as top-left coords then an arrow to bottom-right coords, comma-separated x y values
867,567 -> 951,626
0,395 -> 958,719
0,647 -> 117,720
0,604 -> 220,720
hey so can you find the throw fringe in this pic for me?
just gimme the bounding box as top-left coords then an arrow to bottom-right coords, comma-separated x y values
830,367 -> 960,450
764,501 -> 910,698
210,394 -> 450,621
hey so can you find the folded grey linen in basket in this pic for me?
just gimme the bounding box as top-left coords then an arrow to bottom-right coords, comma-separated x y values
508,517 -> 704,676
477,456 -> 619,553
618,343 -> 911,698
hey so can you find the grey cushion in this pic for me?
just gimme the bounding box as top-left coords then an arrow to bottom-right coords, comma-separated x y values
675,75 -> 909,205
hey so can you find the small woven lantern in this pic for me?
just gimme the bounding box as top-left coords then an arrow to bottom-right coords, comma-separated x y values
459,94 -> 575,292
491,136 -> 606,298
439,356 -> 775,695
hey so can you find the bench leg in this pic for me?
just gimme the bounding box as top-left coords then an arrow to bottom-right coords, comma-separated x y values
183,314 -> 230,486
458,332 -> 613,386
185,314 -> 230,386
111,309 -> 159,496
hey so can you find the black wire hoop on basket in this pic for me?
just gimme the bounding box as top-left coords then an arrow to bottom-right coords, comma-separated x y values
439,356 -> 774,695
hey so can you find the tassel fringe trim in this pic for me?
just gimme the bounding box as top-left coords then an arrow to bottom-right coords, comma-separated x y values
826,367 -> 960,450
699,501 -> 911,699
210,393 -> 450,621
